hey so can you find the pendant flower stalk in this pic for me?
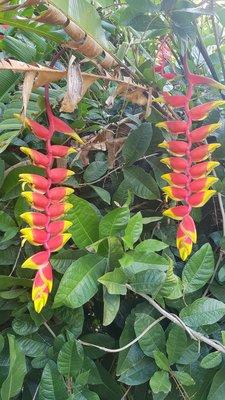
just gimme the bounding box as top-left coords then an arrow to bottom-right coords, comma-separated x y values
19,86 -> 83,313
156,54 -> 224,261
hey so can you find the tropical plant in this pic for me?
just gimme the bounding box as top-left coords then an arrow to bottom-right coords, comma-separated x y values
1,1 -> 225,400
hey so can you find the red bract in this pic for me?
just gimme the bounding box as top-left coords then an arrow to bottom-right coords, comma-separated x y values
154,36 -> 176,80
159,54 -> 221,260
19,100 -> 83,312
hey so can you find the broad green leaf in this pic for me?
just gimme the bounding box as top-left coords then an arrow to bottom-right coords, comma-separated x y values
0,71 -> 20,103
180,298 -> 225,328
83,357 -> 102,385
1,165 -> 42,201
200,352 -> 222,369
17,335 -> 50,358
90,185 -> 111,204
12,315 -> 38,336
130,269 -> 166,296
134,314 -> 165,357
118,349 -> 155,385
0,159 -> 5,188
123,212 -> 143,249
174,371 -> 195,386
69,389 -> 100,400
150,371 -> 171,394
80,333 -> 115,359
83,161 -> 108,182
103,291 -> 120,326
160,260 -> 182,300
54,254 -> 107,308
135,239 -> 168,253
153,350 -> 170,371
1,335 -> 27,400
57,340 -> 84,378
39,361 -> 68,400
0,17 -> 64,42
124,166 -> 159,199
0,211 -> 18,243
3,36 -> 36,63
127,0 -> 157,12
98,268 -> 127,295
116,313 -> 156,384
52,249 -> 86,274
0,276 -> 32,291
54,307 -> 84,337
122,123 -> 153,165
120,251 -> 169,274
166,325 -> 188,365
0,335 -> 4,353
182,244 -> 214,293
207,367 -> 225,400
68,195 -> 101,248
99,206 -> 130,238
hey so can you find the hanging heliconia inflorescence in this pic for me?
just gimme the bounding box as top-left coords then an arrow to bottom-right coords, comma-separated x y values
154,35 -> 176,80
155,50 -> 225,261
17,88 -> 84,313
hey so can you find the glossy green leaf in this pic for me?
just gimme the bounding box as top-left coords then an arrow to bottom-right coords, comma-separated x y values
166,325 -> 188,365
99,206 -> 130,238
174,371 -> 195,386
39,361 -> 68,400
0,276 -> 32,291
182,244 -> 214,294
0,211 -> 18,243
83,161 -> 108,182
135,239 -> 168,253
134,314 -> 165,357
54,254 -> 107,308
124,166 -> 159,200
103,291 -> 120,326
207,367 -> 225,400
123,212 -> 143,249
200,351 -> 222,369
68,195 -> 101,248
122,123 -> 153,165
180,298 -> 225,328
57,340 -> 84,378
1,335 -> 27,400
153,350 -> 170,371
98,268 -> 127,295
150,371 -> 171,394
120,251 -> 169,274
90,185 -> 111,204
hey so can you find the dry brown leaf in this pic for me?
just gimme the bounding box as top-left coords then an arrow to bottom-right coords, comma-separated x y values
60,57 -> 83,113
0,59 -> 150,109
22,71 -> 37,116
114,81 -> 148,106
0,59 -> 66,87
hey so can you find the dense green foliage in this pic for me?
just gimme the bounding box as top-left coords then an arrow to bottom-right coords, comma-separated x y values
1,0 -> 225,399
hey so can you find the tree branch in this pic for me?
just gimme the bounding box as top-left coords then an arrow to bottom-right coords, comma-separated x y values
79,316 -> 165,353
127,285 -> 225,354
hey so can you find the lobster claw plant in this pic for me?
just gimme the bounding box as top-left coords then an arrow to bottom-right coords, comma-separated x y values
156,54 -> 225,260
17,87 -> 84,313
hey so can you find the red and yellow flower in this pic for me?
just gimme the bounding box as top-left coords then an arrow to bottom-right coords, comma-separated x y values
19,100 -> 83,312
157,53 -> 221,260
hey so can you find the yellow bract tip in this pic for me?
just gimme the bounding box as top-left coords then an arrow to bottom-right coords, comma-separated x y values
158,141 -> 168,149
161,158 -> 170,166
68,147 -> 77,154
71,131 -> 85,145
66,170 -> 75,177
